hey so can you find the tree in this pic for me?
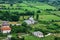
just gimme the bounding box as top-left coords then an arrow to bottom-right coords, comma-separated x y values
8,0 -> 19,6
18,0 -> 23,3
36,14 -> 39,20
36,10 -> 41,20
22,22 -> 32,33
55,37 -> 60,40
11,25 -> 26,33
11,37 -> 18,40
58,8 -> 60,11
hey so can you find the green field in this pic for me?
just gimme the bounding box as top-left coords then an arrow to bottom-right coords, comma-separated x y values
39,15 -> 60,22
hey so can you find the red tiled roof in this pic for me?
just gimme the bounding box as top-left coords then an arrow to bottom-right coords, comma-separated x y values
1,26 -> 11,31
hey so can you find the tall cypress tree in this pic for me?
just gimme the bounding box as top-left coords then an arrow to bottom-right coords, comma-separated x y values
36,10 -> 41,20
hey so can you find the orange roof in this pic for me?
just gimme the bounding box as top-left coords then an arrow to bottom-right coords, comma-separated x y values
1,26 -> 11,31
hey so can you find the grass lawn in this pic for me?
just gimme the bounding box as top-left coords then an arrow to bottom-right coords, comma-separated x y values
31,23 -> 47,29
1,10 -> 25,13
21,7 -> 38,12
39,15 -> 60,22
24,35 -> 55,40
53,22 -> 60,26
26,2 -> 56,10
50,11 -> 60,16
54,33 -> 60,37
36,5 -> 56,10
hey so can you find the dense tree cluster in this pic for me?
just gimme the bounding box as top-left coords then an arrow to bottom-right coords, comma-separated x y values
0,10 -> 35,21
10,22 -> 32,33
0,11 -> 20,21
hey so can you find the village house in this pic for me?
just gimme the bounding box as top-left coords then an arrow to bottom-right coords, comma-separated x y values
1,21 -> 11,34
32,31 -> 44,38
24,17 -> 36,25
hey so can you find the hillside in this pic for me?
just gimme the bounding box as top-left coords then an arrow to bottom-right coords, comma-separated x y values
0,0 -> 60,40
0,0 -> 60,8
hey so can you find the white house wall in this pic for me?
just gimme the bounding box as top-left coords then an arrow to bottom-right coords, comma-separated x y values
2,30 -> 11,33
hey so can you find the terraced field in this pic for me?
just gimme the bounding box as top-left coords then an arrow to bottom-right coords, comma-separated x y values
0,2 -> 56,13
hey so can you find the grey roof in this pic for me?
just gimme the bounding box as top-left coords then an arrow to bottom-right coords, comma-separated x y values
24,17 -> 35,25
2,21 -> 9,26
